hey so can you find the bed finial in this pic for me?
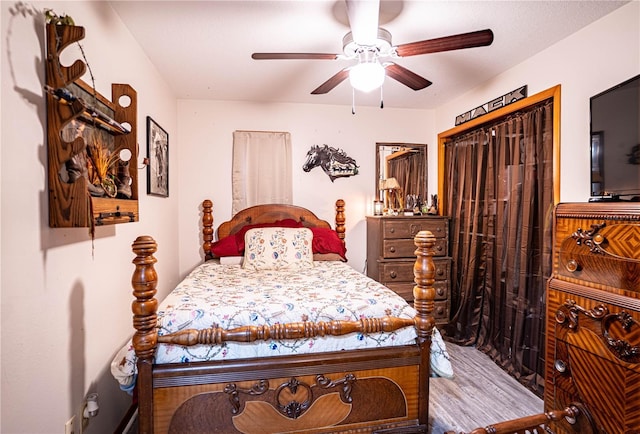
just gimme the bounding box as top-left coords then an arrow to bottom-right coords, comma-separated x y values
413,230 -> 436,338
131,235 -> 159,434
335,199 -> 345,245
131,236 -> 159,360
413,230 -> 436,424
202,199 -> 214,260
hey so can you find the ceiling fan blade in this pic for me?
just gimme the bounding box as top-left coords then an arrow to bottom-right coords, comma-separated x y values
311,68 -> 351,94
345,0 -> 380,45
395,29 -> 494,57
252,53 -> 339,60
384,62 -> 432,90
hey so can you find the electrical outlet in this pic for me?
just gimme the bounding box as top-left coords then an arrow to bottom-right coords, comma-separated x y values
64,415 -> 76,434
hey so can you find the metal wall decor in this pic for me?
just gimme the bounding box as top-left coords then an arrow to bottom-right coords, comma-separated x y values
302,144 -> 359,182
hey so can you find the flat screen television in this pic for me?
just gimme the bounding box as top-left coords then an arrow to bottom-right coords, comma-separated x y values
590,74 -> 640,201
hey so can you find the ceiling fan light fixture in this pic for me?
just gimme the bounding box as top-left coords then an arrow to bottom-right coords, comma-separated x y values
349,48 -> 385,93
349,62 -> 385,92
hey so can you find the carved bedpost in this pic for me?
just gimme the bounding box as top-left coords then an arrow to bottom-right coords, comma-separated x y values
335,199 -> 346,246
131,236 -> 159,434
413,230 -> 436,426
202,199 -> 214,260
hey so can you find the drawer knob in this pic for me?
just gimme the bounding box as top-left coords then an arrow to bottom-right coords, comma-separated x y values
436,245 -> 443,252
566,259 -> 581,273
389,227 -> 395,233
389,271 -> 397,279
389,246 -> 396,253
554,359 -> 567,373
436,268 -> 444,276
436,288 -> 445,297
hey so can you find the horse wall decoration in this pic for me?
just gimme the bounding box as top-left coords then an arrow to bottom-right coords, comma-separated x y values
302,145 -> 359,182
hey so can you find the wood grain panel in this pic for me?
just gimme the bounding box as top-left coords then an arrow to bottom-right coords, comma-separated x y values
153,366 -> 419,434
546,284 -> 640,434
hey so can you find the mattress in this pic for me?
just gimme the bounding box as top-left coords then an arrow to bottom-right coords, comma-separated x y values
111,260 -> 418,391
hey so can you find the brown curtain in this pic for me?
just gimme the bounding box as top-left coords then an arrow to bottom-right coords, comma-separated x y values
387,152 -> 427,206
443,100 -> 554,396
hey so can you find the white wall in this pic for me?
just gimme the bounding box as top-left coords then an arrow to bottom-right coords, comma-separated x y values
176,2 -> 640,275
1,2 -> 178,433
434,1 -> 640,203
1,1 -> 638,433
176,101 -> 434,274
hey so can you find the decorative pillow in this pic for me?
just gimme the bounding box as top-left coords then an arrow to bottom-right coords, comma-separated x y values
210,234 -> 241,257
310,227 -> 347,260
210,219 -> 303,258
242,227 -> 314,270
235,219 -> 304,252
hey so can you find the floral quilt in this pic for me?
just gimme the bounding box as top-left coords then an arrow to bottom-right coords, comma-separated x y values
111,260 -> 418,391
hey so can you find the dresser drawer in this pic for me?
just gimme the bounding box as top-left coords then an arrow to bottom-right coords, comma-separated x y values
366,215 -> 452,327
382,238 -> 448,258
382,218 -> 447,239
547,281 -> 640,434
385,281 -> 449,302
556,222 -> 640,294
379,258 -> 451,283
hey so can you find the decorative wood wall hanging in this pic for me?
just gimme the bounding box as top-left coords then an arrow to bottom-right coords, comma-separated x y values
45,23 -> 138,228
302,145 -> 359,182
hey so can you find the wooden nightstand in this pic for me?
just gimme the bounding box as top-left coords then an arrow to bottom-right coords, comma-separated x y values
366,215 -> 452,325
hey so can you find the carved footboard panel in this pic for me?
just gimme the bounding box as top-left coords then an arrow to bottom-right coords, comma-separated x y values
151,347 -> 423,433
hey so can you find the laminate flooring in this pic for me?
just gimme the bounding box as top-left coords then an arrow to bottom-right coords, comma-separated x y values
429,342 -> 544,434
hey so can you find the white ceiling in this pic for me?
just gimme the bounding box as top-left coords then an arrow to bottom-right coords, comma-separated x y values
110,0 -> 628,110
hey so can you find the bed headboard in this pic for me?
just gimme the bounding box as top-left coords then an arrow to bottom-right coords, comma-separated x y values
202,199 -> 346,261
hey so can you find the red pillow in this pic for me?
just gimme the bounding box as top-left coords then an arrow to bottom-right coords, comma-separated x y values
310,227 -> 347,260
234,219 -> 304,252
210,234 -> 241,257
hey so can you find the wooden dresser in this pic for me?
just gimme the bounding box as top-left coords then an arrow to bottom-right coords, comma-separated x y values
545,203 -> 640,434
366,215 -> 451,325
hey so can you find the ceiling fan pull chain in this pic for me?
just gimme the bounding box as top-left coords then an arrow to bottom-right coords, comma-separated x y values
352,88 -> 356,115
380,85 -> 384,109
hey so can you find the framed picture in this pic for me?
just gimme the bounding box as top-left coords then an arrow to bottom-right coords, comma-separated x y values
147,116 -> 169,197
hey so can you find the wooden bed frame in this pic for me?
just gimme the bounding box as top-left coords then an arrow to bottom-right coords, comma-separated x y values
130,199 -> 436,433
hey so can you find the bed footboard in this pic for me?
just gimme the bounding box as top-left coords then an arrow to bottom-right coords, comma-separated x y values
130,222 -> 436,433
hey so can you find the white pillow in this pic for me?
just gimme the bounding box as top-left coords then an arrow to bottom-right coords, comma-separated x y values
242,227 -> 314,270
219,256 -> 243,265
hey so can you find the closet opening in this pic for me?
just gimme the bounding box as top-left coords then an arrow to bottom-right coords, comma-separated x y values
437,85 -> 560,397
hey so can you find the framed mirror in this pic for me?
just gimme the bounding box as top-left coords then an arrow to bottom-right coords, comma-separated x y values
376,142 -> 428,213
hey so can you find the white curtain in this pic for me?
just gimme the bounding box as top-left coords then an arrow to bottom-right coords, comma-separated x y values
232,130 -> 293,215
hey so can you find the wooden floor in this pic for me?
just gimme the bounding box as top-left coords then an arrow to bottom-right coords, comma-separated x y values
429,342 -> 544,433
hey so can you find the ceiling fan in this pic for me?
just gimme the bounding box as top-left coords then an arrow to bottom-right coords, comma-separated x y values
251,0 -> 494,95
